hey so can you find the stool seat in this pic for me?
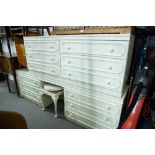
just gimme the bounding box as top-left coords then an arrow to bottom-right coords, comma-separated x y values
44,84 -> 62,91
47,90 -> 63,94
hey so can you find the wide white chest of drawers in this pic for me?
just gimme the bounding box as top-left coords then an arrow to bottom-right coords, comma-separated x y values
17,34 -> 134,129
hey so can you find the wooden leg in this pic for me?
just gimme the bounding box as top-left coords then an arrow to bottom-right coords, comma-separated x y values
13,74 -> 20,96
5,74 -> 11,93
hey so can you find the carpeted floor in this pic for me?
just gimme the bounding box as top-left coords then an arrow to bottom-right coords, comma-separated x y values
0,80 -> 83,129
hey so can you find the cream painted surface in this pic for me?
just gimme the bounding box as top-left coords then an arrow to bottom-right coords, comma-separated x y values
28,62 -> 60,76
17,71 -> 47,108
60,40 -> 129,59
25,41 -> 59,53
27,52 -> 60,65
61,55 -> 125,76
16,34 -> 134,128
64,89 -> 122,115
62,68 -> 122,90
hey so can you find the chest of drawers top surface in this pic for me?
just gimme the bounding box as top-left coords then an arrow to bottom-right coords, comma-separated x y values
24,34 -> 131,41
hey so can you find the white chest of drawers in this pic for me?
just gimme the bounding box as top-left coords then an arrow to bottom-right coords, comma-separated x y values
18,34 -> 134,128
16,70 -> 53,109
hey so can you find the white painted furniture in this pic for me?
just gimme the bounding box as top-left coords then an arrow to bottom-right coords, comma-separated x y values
16,34 -> 134,128
41,84 -> 63,117
16,70 -> 52,109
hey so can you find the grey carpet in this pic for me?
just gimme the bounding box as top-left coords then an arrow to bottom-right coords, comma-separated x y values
0,80 -> 83,129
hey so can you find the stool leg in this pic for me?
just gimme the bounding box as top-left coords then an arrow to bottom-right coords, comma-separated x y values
41,101 -> 46,111
51,95 -> 59,118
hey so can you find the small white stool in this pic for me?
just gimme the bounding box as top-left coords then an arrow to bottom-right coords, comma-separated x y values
41,84 -> 63,118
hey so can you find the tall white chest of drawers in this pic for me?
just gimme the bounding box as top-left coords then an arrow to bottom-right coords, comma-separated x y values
17,34 -> 134,129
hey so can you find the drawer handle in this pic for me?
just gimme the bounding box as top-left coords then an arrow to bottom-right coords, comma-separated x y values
108,66 -> 112,70
51,58 -> 54,61
104,117 -> 108,121
67,60 -> 71,64
68,73 -> 72,76
69,114 -> 73,117
70,104 -> 73,107
109,49 -> 114,53
50,46 -> 54,49
29,56 -> 33,58
107,106 -> 111,110
70,114 -> 76,119
107,81 -> 111,85
67,47 -> 71,50
28,45 -> 31,48
51,70 -> 55,73
70,94 -> 74,97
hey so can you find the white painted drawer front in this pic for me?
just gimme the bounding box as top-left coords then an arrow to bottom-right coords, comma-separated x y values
17,72 -> 39,82
60,40 -> 129,59
61,54 -> 126,78
18,78 -> 39,88
18,83 -> 39,95
17,76 -> 39,88
25,41 -> 59,52
65,110 -> 109,129
20,89 -> 41,104
65,99 -> 118,127
65,90 -> 122,115
28,62 -> 60,76
65,108 -> 113,128
62,68 -> 122,91
27,53 -> 60,65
